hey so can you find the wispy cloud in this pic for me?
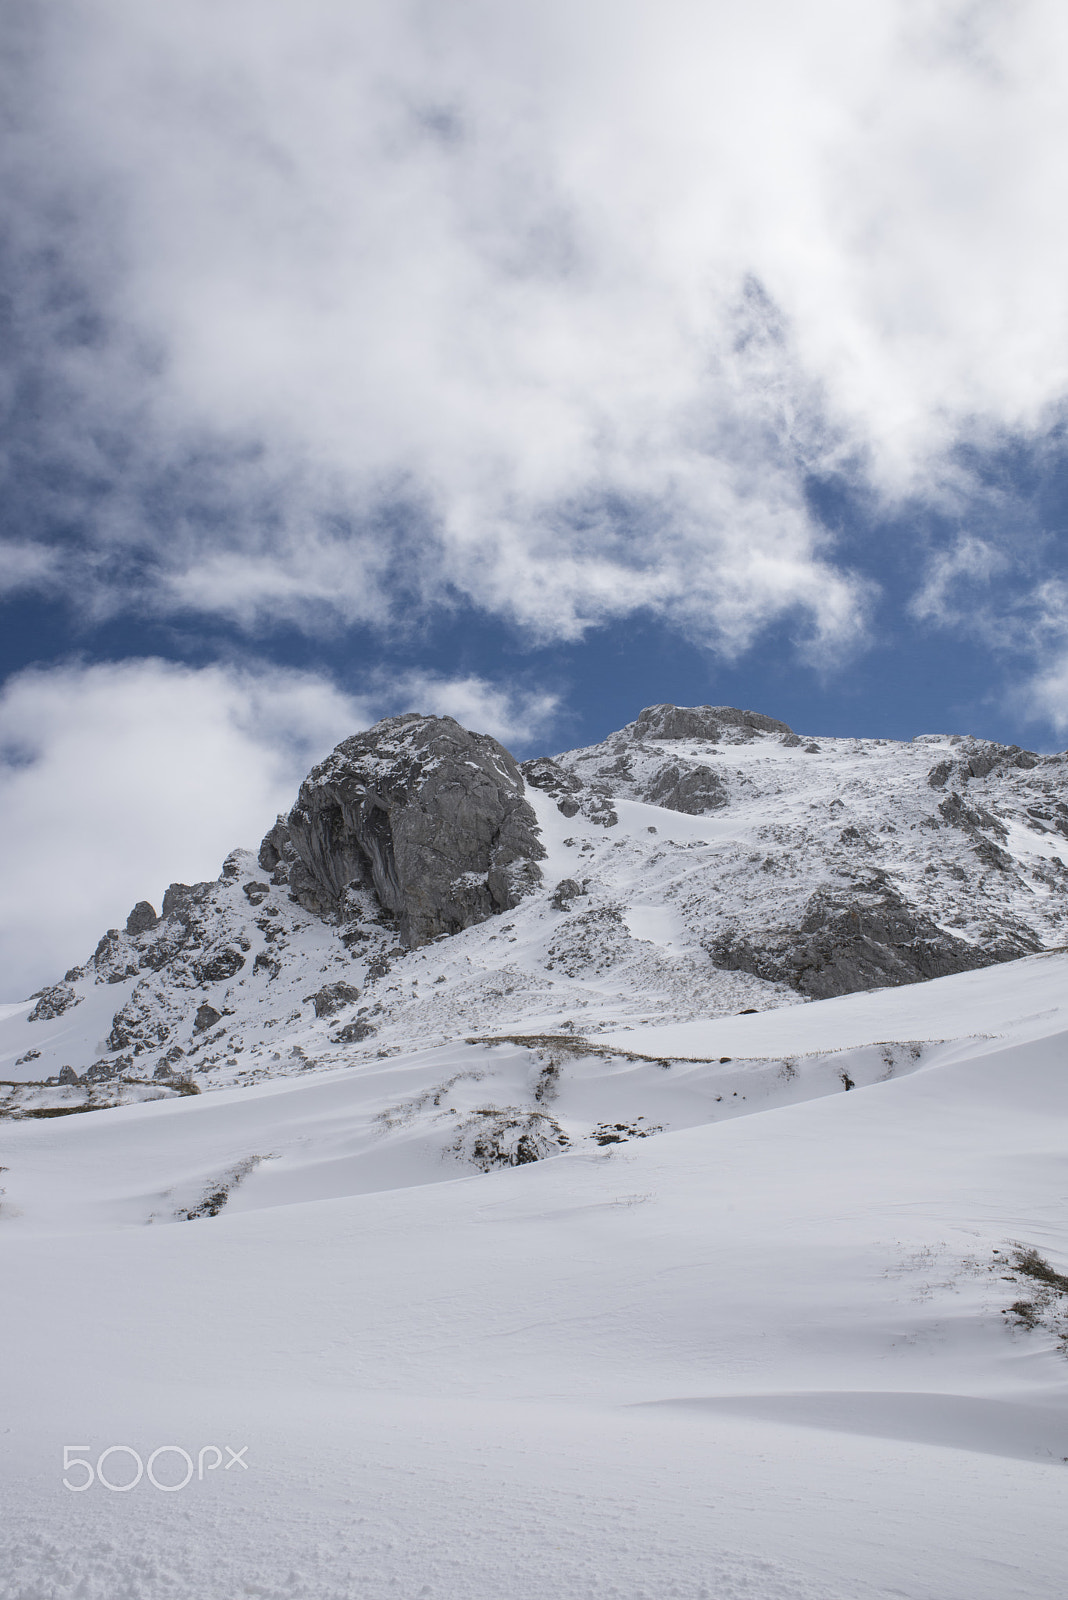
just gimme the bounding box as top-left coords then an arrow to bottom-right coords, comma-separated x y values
0,541 -> 59,596
910,535 -> 1011,630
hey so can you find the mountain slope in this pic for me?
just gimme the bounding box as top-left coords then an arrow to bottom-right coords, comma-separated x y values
2,705 -> 1065,1138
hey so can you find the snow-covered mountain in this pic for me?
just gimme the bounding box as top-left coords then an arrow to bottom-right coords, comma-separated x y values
2,703 -> 1065,1146
3,705 -> 1068,1598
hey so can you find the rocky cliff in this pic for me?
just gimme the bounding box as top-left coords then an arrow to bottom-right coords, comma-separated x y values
259,713 -> 545,945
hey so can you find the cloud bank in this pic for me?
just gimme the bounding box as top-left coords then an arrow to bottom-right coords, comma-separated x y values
7,0 -> 1068,667
0,658 -> 556,998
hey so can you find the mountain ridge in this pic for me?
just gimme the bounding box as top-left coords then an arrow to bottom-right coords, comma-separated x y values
3,703 -> 1066,1140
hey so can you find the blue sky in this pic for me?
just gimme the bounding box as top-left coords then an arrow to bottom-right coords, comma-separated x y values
3,0 -> 1068,991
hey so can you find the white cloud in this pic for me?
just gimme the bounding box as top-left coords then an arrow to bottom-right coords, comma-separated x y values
389,672 -> 559,746
1014,579 -> 1068,734
17,0 -> 1068,656
1023,652 -> 1068,738
0,658 -> 558,998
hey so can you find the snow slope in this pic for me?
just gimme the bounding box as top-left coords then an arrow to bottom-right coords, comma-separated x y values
2,953 -> 1068,1597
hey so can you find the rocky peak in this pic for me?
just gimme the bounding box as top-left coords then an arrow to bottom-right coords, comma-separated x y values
6,700 -> 1067,1126
629,704 -> 795,742
264,713 -> 546,946
552,702 -> 792,815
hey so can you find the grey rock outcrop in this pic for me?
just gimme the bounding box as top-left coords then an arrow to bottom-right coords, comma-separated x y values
272,714 -> 546,946
85,1056 -> 129,1083
333,1018 -> 377,1043
974,838 -> 1016,872
519,756 -> 618,827
937,792 -> 1017,874
643,761 -> 726,814
161,881 -> 213,922
951,793 -> 1007,835
153,1045 -> 187,1080
125,901 -> 159,936
551,878 -> 584,911
708,880 -> 1036,1000
192,946 -> 246,984
28,983 -> 81,1022
551,703 -> 798,819
958,741 -> 1036,779
258,817 -> 291,874
631,704 -> 794,741
194,1003 -> 222,1034
90,929 -> 139,984
519,757 -> 584,817
308,981 -> 360,1018
929,741 -> 1041,789
107,986 -> 174,1053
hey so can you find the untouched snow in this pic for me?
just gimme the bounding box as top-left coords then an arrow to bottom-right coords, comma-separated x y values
602,946 -> 1068,1057
2,954 -> 1068,1595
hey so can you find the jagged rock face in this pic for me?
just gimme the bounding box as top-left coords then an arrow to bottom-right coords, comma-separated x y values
273,714 -> 546,946
708,881 -> 1034,1000
519,757 -> 583,815
161,881 -> 213,922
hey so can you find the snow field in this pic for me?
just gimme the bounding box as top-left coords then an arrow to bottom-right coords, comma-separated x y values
2,954 -> 1068,1594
